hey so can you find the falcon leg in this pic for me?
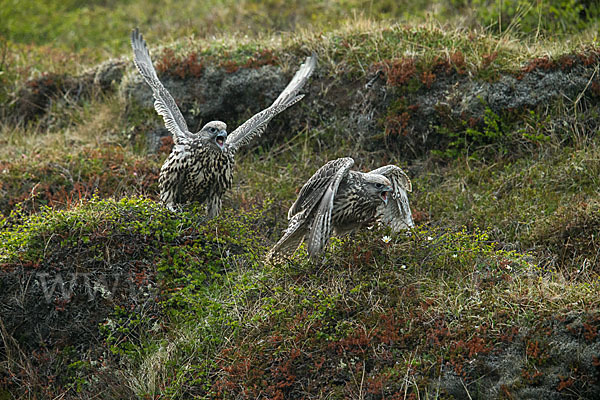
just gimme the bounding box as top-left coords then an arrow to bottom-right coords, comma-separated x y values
206,195 -> 222,218
160,184 -> 179,212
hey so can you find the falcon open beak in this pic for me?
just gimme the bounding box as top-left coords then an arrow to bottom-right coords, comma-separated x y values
380,190 -> 390,204
215,130 -> 227,149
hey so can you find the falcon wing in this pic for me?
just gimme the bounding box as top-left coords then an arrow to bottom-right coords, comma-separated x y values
131,28 -> 192,145
225,53 -> 317,152
306,158 -> 354,258
268,157 -> 353,261
288,157 -> 354,219
369,165 -> 414,231
266,212 -> 308,261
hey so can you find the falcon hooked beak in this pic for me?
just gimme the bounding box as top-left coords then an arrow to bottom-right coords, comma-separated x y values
380,190 -> 391,204
215,130 -> 227,149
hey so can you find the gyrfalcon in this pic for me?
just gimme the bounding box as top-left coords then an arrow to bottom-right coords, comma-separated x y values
268,157 -> 414,260
131,28 -> 316,216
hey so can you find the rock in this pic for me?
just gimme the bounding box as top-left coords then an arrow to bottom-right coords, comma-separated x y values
357,56 -> 600,157
121,64 -> 289,132
429,317 -> 600,399
9,59 -> 127,124
92,59 -> 128,91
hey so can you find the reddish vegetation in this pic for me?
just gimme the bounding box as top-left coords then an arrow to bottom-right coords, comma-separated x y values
557,376 -> 576,392
375,51 -> 477,140
558,55 -> 576,71
156,47 -> 279,76
410,207 -> 428,224
156,48 -> 204,79
584,316 -> 599,342
519,56 -> 557,78
385,110 -> 411,136
211,280 -> 522,398
518,49 -> 599,80
500,384 -> 514,399
481,52 -> 498,68
384,102 -> 419,137
525,339 -> 551,367
428,51 -> 467,76
220,49 -> 279,73
578,50 -> 600,66
25,72 -> 63,94
206,222 -> 600,400
387,58 -> 416,86
421,70 -> 436,88
449,51 -> 467,75
376,51 -> 469,89
212,310 -> 600,398
241,49 -> 278,69
0,147 -> 160,214
591,81 -> 600,97
522,368 -> 544,385
159,135 -> 174,154
15,73 -> 74,122
372,57 -> 416,87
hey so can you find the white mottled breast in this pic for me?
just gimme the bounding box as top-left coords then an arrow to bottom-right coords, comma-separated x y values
159,138 -> 234,205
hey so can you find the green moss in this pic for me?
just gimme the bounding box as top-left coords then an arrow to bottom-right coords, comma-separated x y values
434,106 -> 511,159
202,225 -> 554,398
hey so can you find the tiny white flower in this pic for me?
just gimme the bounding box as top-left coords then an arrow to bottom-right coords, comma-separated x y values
133,171 -> 138,177
427,236 -> 433,241
452,254 -> 458,258
93,283 -> 112,299
382,235 -> 391,243
506,265 -> 512,271
401,265 -> 407,269
105,318 -> 115,330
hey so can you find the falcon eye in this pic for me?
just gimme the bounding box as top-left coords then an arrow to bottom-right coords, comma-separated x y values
209,127 -> 217,133
375,183 -> 383,189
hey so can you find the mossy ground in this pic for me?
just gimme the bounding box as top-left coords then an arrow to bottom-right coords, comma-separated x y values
1,1 -> 600,399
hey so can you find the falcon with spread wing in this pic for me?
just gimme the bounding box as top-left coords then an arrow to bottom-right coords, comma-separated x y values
268,157 -> 414,260
131,28 -> 316,216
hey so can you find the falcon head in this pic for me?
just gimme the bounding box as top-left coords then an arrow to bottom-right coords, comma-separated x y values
200,121 -> 228,151
363,174 -> 393,204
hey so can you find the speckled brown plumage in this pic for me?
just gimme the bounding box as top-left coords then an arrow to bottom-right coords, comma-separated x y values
131,28 -> 316,216
156,122 -> 234,217
268,157 -> 414,260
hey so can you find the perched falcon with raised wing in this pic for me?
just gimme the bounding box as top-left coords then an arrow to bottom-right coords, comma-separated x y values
131,28 -> 316,216
268,157 -> 414,260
